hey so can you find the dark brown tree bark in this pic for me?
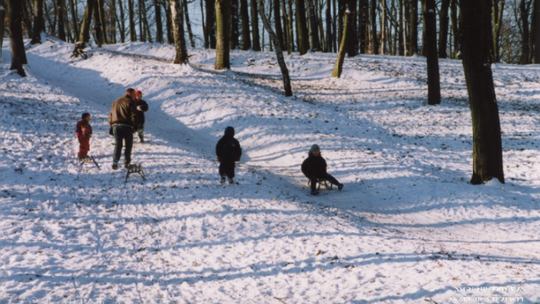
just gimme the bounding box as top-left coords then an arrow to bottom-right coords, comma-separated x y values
449,0 -> 459,58
205,0 -> 216,48
296,0 -> 309,54
0,4 -> 5,55
30,0 -> 44,44
519,0 -> 533,64
438,0 -> 450,58
93,0 -> 106,46
409,0 -> 418,55
68,0 -> 79,40
359,0 -> 368,53
170,0 -> 189,64
8,0 -> 27,76
534,0 -> 540,63
325,0 -> 332,52
230,0 -> 239,48
492,0 -> 505,62
273,0 -> 284,49
346,0 -> 357,56
307,0 -> 321,51
281,0 -> 290,52
258,0 -> 292,96
117,0 -> 127,42
215,0 -> 230,69
57,0 -> 66,41
422,0 -> 440,105
460,0 -> 505,185
240,0 -> 251,49
370,0 -> 378,54
166,2 -> 174,43
154,0 -> 164,43
251,0 -> 261,50
183,0 -> 194,47
21,0 -> 34,38
287,0 -> 294,52
128,0 -> 136,41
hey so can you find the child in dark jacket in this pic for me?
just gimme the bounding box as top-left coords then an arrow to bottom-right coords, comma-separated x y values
301,144 -> 343,195
216,126 -> 242,184
75,113 -> 93,159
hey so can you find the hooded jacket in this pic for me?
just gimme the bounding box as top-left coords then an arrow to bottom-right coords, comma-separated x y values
135,98 -> 149,125
109,94 -> 137,127
301,152 -> 327,178
216,127 -> 242,163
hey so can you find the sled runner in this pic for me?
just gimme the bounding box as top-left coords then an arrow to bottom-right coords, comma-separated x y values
78,155 -> 100,170
308,178 -> 333,191
125,163 -> 146,182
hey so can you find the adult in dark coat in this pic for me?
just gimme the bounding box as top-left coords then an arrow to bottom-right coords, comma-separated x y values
109,88 -> 137,170
134,90 -> 149,143
216,126 -> 242,184
301,144 -> 343,195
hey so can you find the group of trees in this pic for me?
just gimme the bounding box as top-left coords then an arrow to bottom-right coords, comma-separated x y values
2,0 -> 540,64
3,0 -> 536,184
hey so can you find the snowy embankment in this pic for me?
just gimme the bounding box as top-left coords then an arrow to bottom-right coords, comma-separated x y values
1,38 -> 539,303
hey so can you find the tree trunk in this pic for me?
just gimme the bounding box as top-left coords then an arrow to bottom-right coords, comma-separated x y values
93,0 -> 106,46
460,0 -> 505,185
251,0 -> 261,50
8,0 -> 27,76
230,0 -> 239,48
325,0 -> 332,52
21,0 -> 34,38
30,0 -> 44,44
206,0 -> 216,48
258,0 -> 292,96
68,0 -> 79,40
333,9 -> 349,77
0,5 -> 5,58
166,2 -> 174,43
138,0 -> 145,41
78,0 -> 95,43
438,0 -> 449,58
359,0 -> 368,53
380,0 -> 386,54
346,0 -> 358,56
519,0 -> 532,64
296,0 -> 309,54
240,0 -> 250,49
57,0 -> 66,41
183,0 -> 194,47
109,0 -> 117,43
370,0 -> 378,54
492,0 -> 505,62
273,0 -> 285,49
118,0 -> 126,42
423,0 -> 440,105
215,0 -> 230,69
534,0 -> 540,63
154,0 -> 163,43
409,0 -> 417,55
287,0 -> 294,52
128,0 -> 136,41
449,0 -> 459,58
307,0 -> 321,51
281,0 -> 290,52
170,0 -> 189,63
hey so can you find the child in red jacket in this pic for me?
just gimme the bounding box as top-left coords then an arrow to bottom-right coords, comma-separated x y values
75,113 -> 93,159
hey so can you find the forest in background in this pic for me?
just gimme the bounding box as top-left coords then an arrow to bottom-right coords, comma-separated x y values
1,0 -> 540,65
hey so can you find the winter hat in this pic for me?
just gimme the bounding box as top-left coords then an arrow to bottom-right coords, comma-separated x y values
135,90 -> 143,98
309,144 -> 320,153
224,126 -> 235,137
82,113 -> 91,119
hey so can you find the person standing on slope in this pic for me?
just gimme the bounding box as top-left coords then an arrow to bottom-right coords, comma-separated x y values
109,88 -> 137,170
134,90 -> 149,143
75,113 -> 93,159
301,144 -> 343,195
216,126 -> 242,184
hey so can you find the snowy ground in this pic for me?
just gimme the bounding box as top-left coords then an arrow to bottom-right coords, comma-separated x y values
1,38 -> 539,304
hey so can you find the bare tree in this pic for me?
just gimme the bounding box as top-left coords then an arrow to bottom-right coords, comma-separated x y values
333,9 -> 349,77
8,0 -> 27,76
409,0 -> 418,55
493,0 -> 505,62
422,0 -> 440,105
215,0 -> 231,69
170,0 -> 189,63
370,0 -> 378,54
296,0 -> 309,54
57,0 -> 66,41
438,0 -> 450,58
461,0 -> 505,184
258,0 -> 292,96
155,0 -> 164,43
519,0 -> 533,64
30,0 -> 44,44
534,0 -> 540,63
251,0 -> 261,50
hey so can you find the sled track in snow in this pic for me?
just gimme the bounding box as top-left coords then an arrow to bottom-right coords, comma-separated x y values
101,49 -> 291,98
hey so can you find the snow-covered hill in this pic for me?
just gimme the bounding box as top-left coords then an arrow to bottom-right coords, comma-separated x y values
1,38 -> 539,303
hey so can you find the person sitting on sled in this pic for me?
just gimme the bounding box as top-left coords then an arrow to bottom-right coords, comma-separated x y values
216,126 -> 242,184
301,144 -> 343,195
75,113 -> 93,159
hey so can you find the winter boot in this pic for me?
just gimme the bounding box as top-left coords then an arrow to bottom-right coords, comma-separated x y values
220,175 -> 226,185
139,133 -> 144,143
338,183 -> 344,191
112,162 -> 119,170
228,178 -> 234,185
